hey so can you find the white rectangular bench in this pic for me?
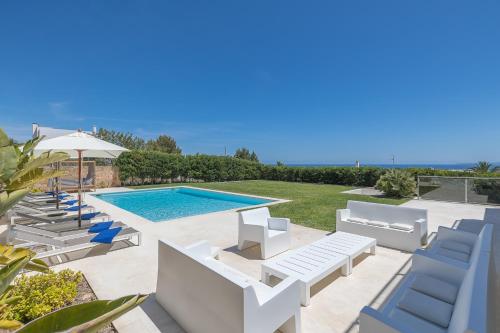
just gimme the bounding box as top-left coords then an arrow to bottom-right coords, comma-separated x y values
337,201 -> 428,252
261,232 -> 376,306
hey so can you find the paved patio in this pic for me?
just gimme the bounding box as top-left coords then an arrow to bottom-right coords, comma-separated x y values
42,189 -> 499,333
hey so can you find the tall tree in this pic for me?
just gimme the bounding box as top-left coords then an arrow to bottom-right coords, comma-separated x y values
469,161 -> 500,173
234,148 -> 259,162
96,128 -> 145,150
146,135 -> 182,154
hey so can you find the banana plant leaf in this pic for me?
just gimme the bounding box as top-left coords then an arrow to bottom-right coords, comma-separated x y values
0,245 -> 49,273
0,146 -> 18,183
7,169 -> 67,191
0,256 -> 31,296
16,294 -> 148,333
0,189 -> 30,218
0,319 -> 23,330
9,152 -> 69,185
0,129 -> 10,147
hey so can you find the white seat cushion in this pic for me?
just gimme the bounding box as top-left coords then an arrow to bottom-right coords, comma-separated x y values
411,274 -> 458,304
440,240 -> 472,255
397,289 -> 453,328
436,247 -> 470,262
389,223 -> 414,232
347,217 -> 368,224
366,220 -> 389,228
389,308 -> 446,333
268,229 -> 286,238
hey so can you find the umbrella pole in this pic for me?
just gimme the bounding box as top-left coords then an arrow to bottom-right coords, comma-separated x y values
55,162 -> 60,210
78,150 -> 82,227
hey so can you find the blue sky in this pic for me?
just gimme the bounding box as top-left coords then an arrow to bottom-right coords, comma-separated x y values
1,1 -> 499,164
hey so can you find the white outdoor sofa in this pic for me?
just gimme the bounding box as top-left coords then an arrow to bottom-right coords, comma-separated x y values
156,239 -> 302,333
420,225 -> 493,268
238,207 -> 291,259
359,224 -> 494,333
337,201 -> 428,252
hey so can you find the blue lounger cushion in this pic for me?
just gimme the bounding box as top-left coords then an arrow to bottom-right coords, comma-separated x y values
91,227 -> 122,244
64,205 -> 88,211
62,199 -> 78,206
88,221 -> 114,233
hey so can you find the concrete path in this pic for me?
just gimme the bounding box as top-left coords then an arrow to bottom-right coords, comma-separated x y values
50,190 -> 497,333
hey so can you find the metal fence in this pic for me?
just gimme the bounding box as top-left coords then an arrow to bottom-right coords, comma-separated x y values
417,176 -> 500,205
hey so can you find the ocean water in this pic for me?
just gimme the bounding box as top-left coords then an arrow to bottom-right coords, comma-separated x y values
285,163 -> 496,170
94,187 -> 273,222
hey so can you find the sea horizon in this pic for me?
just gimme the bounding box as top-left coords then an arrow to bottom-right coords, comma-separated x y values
278,162 -> 500,170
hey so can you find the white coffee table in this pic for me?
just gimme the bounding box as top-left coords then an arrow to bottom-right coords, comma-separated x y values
261,231 -> 376,306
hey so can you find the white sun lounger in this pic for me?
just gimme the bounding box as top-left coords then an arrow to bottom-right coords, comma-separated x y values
11,220 -> 128,242
261,232 -> 376,306
11,211 -> 109,226
11,226 -> 141,260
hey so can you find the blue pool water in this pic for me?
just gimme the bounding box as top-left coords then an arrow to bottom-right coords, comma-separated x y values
94,187 -> 273,222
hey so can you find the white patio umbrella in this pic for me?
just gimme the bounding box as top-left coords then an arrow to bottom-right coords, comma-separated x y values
34,131 -> 128,226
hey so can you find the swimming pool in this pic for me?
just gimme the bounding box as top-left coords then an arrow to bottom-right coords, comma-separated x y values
94,187 -> 274,222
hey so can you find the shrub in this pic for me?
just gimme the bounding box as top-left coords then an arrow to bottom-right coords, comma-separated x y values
116,151 -> 262,185
5,269 -> 82,323
375,169 -> 417,198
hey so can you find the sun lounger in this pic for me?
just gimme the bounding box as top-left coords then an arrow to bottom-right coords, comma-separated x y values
261,232 -> 376,306
13,203 -> 95,217
12,211 -> 109,226
11,224 -> 141,260
10,220 -> 128,242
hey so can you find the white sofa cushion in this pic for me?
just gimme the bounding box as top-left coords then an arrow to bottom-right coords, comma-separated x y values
436,247 -> 470,262
366,220 -> 389,228
348,217 -> 368,224
389,223 -> 414,232
389,308 -> 446,333
397,289 -> 453,328
411,274 -> 458,304
440,240 -> 471,255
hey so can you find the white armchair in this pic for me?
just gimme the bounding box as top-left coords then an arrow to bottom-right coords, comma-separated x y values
238,207 -> 291,259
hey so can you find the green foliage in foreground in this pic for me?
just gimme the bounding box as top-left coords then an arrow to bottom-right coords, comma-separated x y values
5,269 -> 82,323
130,180 -> 408,231
375,169 -> 417,198
0,128 -> 69,217
0,244 -> 146,332
16,294 -> 148,333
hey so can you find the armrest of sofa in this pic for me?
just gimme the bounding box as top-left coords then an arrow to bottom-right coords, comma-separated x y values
185,240 -> 219,260
412,250 -> 467,286
413,218 -> 428,245
267,217 -> 290,231
360,307 -> 417,333
436,226 -> 477,247
255,277 -> 300,307
336,209 -> 350,223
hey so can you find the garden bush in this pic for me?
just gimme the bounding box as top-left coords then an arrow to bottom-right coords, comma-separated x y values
375,169 -> 417,198
116,151 -> 498,187
116,151 -> 261,185
5,269 -> 82,323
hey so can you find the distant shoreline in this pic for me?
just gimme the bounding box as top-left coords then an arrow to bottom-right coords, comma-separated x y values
280,163 -> 499,170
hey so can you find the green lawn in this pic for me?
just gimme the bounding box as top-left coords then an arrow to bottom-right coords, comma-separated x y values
129,180 -> 408,231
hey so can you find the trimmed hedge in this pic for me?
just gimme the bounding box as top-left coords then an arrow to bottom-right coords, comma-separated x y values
115,151 -> 261,184
116,151 -> 497,186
